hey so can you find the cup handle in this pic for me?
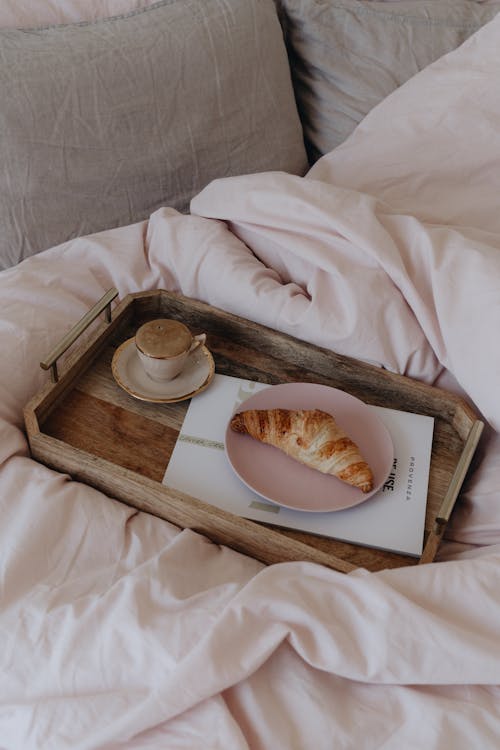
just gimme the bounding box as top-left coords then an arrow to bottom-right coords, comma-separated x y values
189,333 -> 206,353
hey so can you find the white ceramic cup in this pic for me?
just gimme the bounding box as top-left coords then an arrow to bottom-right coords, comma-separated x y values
135,318 -> 206,382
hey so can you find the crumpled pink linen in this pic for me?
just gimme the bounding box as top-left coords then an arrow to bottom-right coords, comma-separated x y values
191,167 -> 500,429
1,210 -> 499,750
146,203 -> 441,383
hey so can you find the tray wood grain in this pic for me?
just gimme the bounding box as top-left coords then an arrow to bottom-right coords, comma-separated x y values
24,290 -> 484,572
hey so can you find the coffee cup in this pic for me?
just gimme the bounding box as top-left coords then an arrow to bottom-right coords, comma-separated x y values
135,319 -> 206,382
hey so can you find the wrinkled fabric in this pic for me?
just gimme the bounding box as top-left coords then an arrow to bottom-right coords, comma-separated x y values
0,0 -> 306,269
0,1 -> 166,28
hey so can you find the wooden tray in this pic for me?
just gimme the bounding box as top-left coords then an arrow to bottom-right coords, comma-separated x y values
24,289 -> 484,573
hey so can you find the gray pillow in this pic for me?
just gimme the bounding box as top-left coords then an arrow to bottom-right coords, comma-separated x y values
0,0 -> 308,269
277,0 -> 500,163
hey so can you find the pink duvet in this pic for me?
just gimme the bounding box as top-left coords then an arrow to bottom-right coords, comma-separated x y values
2,13 -> 500,750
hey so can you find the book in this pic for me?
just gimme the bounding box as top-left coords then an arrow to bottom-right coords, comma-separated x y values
162,374 -> 434,556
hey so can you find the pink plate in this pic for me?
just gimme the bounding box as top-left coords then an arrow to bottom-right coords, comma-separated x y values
224,382 -> 394,512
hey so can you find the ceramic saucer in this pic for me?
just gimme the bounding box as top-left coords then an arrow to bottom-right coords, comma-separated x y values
111,337 -> 215,403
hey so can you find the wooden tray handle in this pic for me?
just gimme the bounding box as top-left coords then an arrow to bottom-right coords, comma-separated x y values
40,288 -> 119,383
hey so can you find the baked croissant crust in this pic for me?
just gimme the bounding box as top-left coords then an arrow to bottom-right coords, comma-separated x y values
230,408 -> 374,493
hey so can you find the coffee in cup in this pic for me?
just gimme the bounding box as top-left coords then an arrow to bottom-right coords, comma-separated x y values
135,319 -> 206,382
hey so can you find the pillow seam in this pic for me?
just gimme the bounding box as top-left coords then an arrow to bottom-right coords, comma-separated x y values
10,0 -> 197,33
299,0 -> 500,30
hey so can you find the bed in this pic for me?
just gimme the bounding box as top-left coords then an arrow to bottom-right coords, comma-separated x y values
2,1 -> 500,748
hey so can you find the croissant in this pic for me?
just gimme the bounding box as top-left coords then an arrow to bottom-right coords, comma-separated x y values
230,408 -> 374,493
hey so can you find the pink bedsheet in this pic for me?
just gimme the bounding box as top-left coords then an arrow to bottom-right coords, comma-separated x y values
2,13 -> 500,750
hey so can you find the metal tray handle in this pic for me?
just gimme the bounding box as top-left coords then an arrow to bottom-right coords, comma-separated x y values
436,419 -> 484,525
40,288 -> 119,383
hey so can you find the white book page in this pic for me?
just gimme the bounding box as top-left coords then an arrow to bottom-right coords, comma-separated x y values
163,374 -> 434,556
